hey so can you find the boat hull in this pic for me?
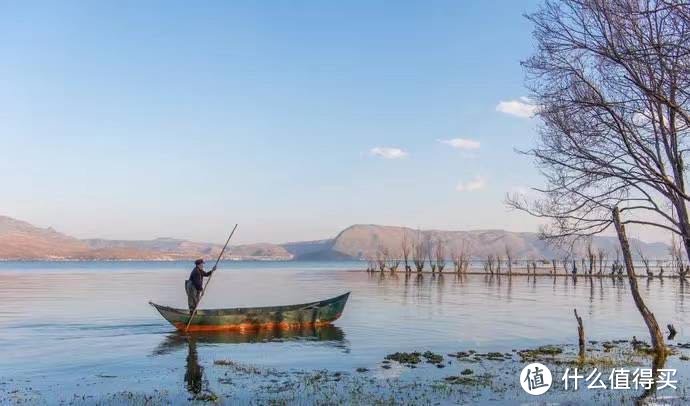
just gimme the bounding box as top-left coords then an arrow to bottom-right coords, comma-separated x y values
149,292 -> 350,332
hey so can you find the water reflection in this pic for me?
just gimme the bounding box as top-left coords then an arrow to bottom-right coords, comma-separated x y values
153,325 -> 347,356
4,265 -> 690,390
636,353 -> 668,405
151,325 -> 348,397
184,338 -> 204,395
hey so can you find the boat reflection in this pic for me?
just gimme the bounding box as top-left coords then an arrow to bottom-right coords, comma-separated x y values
152,324 -> 348,356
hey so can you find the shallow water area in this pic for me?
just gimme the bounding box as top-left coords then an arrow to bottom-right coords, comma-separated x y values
2,261 -> 690,404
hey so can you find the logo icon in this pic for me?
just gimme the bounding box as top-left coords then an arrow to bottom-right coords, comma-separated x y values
520,362 -> 552,395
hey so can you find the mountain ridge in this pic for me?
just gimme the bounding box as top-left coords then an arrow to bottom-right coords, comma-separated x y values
0,216 -> 671,261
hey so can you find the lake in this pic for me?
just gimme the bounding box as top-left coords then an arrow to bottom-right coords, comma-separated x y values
1,261 -> 689,404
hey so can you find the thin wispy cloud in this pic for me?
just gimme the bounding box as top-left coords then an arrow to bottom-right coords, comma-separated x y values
496,97 -> 538,118
510,185 -> 531,196
456,175 -> 486,192
438,138 -> 481,150
369,147 -> 408,159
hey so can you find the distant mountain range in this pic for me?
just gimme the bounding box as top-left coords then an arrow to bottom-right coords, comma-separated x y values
0,216 -> 671,261
0,216 -> 290,261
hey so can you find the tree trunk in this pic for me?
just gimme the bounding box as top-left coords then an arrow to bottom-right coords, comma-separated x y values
612,207 -> 666,357
671,153 -> 690,263
574,308 -> 585,359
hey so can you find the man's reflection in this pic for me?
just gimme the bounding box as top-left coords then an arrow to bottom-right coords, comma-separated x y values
184,337 -> 204,395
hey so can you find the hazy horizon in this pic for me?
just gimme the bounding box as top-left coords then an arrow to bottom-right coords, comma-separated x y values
3,214 -> 672,247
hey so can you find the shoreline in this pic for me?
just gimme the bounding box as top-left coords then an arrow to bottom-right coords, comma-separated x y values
356,269 -> 688,278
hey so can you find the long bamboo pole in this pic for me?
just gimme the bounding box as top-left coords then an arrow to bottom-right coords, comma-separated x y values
185,224 -> 238,332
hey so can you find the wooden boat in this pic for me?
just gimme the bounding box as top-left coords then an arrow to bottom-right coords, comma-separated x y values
149,292 -> 350,332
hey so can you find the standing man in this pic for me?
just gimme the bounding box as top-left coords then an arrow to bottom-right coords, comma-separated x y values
185,259 -> 216,312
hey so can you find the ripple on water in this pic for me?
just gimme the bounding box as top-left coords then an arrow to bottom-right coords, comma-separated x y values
0,263 -> 689,400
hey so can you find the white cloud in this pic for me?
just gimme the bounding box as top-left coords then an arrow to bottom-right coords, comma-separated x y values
496,97 -> 538,118
456,175 -> 486,192
439,138 -> 481,150
369,147 -> 408,159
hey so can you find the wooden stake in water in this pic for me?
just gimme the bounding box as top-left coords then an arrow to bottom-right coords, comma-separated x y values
185,224 -> 238,332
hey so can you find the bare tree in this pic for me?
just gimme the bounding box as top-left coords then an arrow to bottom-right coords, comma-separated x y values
486,254 -> 495,275
376,245 -> 388,273
450,241 -> 470,273
366,256 -> 375,273
426,235 -> 437,273
387,247 -> 401,273
435,238 -> 446,272
450,245 -> 461,273
636,246 -> 654,278
613,208 -> 665,356
412,232 -> 426,273
561,254 -> 570,274
456,240 -> 472,274
505,245 -> 513,274
597,248 -> 606,276
401,232 -> 412,273
670,234 -> 688,278
612,247 -> 621,276
507,0 -> 690,261
506,1 -> 682,354
462,254 -> 471,273
586,240 -> 595,274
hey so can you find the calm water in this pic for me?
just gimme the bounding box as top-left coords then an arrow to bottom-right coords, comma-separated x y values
1,261 -> 689,403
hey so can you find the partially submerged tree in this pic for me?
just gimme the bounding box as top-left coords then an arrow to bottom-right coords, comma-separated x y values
426,235 -> 437,273
486,254 -> 496,275
637,246 -> 654,278
561,254 -> 570,274
613,208 -> 666,356
365,256 -> 376,273
670,234 -> 688,277
450,245 -> 461,273
435,238 -> 446,272
505,245 -> 513,274
412,232 -> 426,273
586,240 -> 595,274
612,247 -> 621,276
596,248 -> 606,276
452,240 -> 472,273
376,245 -> 388,272
387,248 -> 401,273
401,232 -> 412,273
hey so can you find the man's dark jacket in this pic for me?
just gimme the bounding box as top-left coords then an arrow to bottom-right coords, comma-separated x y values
189,266 -> 212,291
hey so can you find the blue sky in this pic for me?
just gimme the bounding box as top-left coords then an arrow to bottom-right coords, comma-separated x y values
0,1 -> 561,244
